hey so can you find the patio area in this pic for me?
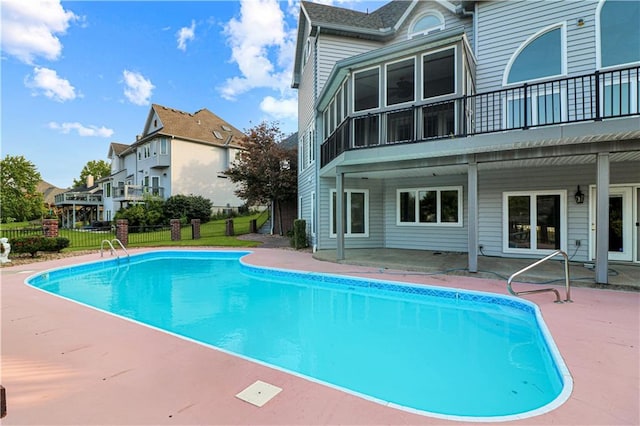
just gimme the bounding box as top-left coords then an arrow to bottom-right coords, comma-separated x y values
1,247 -> 638,425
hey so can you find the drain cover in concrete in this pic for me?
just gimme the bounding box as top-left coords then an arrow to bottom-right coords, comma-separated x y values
235,380 -> 282,407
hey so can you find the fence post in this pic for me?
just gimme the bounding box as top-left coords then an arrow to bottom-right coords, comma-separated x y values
225,219 -> 234,236
249,219 -> 257,233
191,219 -> 201,240
170,219 -> 181,241
116,219 -> 128,247
42,218 -> 59,237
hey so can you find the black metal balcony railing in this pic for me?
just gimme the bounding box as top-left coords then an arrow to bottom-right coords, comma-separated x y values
321,66 -> 640,167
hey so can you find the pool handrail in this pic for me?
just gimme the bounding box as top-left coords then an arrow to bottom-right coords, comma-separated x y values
100,238 -> 129,260
507,250 -> 572,304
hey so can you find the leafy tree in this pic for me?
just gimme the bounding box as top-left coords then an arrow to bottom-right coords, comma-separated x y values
73,159 -> 111,188
114,194 -> 165,229
0,155 -> 45,222
224,121 -> 298,234
164,194 -> 213,223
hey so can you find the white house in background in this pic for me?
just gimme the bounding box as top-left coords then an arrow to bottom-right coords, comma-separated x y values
292,0 -> 640,284
102,104 -> 246,220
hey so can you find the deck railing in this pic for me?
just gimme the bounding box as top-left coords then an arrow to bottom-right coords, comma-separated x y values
321,65 -> 640,167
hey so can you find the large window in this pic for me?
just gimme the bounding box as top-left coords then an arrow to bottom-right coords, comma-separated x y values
423,48 -> 455,99
353,115 -> 379,147
386,58 -> 415,106
397,187 -> 462,226
503,191 -> 566,253
505,90 -> 565,128
387,110 -> 413,143
598,0 -> 640,68
330,189 -> 369,237
506,25 -> 564,84
354,67 -> 379,111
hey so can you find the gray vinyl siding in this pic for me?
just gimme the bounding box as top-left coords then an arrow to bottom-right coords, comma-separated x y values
382,175 -> 469,252
393,1 -> 475,52
316,35 -> 380,97
476,0 -> 598,93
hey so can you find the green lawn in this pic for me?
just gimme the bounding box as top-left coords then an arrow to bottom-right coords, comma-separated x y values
1,213 -> 269,251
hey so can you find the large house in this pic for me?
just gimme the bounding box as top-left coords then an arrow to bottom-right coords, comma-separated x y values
292,0 -> 640,284
102,104 -> 246,220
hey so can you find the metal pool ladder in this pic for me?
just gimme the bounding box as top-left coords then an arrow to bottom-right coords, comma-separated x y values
100,238 -> 130,260
507,250 -> 572,303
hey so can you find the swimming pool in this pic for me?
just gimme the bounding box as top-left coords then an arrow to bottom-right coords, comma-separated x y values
27,250 -> 572,421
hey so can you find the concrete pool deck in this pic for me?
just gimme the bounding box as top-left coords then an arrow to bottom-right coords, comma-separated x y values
1,247 -> 638,425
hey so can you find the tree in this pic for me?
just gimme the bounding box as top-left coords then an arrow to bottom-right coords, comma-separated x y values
224,122 -> 298,234
164,194 -> 213,223
73,159 -> 111,188
0,155 -> 45,222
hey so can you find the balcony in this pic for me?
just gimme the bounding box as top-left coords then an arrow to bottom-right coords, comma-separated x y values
321,66 -> 640,167
55,192 -> 103,206
113,185 -> 165,201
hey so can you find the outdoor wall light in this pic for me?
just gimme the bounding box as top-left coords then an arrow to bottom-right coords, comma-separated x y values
575,186 -> 585,204
577,18 -> 585,27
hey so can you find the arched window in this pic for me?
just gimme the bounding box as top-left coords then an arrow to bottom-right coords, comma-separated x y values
409,12 -> 444,38
505,25 -> 564,85
598,0 -> 640,68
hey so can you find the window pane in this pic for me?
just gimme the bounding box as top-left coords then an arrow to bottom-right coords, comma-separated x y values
387,59 -> 415,105
399,191 -> 416,222
336,88 -> 343,123
609,195 -> 624,252
413,15 -> 442,33
354,68 -> 379,111
332,192 -> 336,234
440,190 -> 459,223
508,196 -> 531,248
387,110 -> 414,143
537,92 -> 562,125
423,101 -> 455,138
508,28 -> 561,83
603,83 -> 631,116
350,192 -> 365,234
423,49 -> 455,98
601,0 -> 640,67
419,190 -> 437,223
354,115 -> 379,147
329,100 -> 335,133
536,195 -> 560,249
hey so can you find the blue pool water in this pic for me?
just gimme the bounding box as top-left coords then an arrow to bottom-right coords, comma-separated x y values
27,250 -> 571,421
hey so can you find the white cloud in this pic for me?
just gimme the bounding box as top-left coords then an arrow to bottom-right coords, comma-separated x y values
219,0 -> 296,101
48,122 -> 114,138
176,20 -> 196,51
24,67 -> 77,102
0,0 -> 78,64
260,96 -> 298,120
122,70 -> 154,106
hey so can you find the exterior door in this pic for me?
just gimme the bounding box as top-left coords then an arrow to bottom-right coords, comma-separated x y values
590,186 -> 633,261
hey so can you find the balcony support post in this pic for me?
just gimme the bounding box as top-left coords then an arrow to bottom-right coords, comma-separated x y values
595,153 -> 610,284
336,168 -> 345,261
467,157 -> 478,273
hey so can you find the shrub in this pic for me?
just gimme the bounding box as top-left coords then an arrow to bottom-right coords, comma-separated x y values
291,219 -> 308,250
164,194 -> 212,223
10,236 -> 70,257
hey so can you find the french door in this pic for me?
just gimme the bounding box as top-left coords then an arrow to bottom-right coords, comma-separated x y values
590,186 -> 634,261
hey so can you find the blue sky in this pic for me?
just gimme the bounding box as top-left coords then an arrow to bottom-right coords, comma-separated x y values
1,0 -> 379,189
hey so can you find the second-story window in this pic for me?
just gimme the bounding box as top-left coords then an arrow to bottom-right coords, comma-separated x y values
386,58 -> 415,106
423,48 -> 455,99
409,12 -> 445,38
354,67 -> 379,112
160,137 -> 168,155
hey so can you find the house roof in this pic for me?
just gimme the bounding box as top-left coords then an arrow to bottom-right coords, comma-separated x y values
37,180 -> 66,205
140,104 -> 245,149
301,0 -> 413,32
109,142 -> 129,156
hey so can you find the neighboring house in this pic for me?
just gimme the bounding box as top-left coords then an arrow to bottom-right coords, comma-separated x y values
102,104 -> 246,221
54,175 -> 103,228
37,180 -> 65,215
292,0 -> 640,284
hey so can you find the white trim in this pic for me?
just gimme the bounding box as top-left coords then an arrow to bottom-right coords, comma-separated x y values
421,45 -> 457,101
502,190 -> 568,255
352,65 -> 381,113
588,185 -> 636,262
384,56 -> 417,107
329,189 -> 369,238
396,186 -> 463,227
502,22 -> 567,87
596,0 -> 640,70
310,191 -> 316,237
502,87 -> 568,128
599,77 -> 640,116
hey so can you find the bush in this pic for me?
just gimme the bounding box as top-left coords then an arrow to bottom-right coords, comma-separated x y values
164,194 -> 212,223
10,236 -> 70,257
291,219 -> 308,250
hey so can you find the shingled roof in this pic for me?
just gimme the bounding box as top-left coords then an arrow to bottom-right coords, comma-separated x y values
139,104 -> 245,149
301,0 -> 412,32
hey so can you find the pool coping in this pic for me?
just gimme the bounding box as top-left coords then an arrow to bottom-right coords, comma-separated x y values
1,247 -> 638,425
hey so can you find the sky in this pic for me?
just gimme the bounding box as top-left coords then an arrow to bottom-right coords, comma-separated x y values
1,0 -> 380,189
